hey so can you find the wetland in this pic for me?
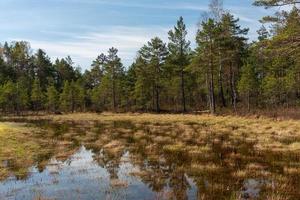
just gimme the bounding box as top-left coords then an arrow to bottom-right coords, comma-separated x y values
0,113 -> 300,200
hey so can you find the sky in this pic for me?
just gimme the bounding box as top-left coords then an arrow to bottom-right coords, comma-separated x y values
0,0 -> 273,70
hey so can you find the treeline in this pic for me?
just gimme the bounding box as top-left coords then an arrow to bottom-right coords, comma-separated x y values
0,0 -> 299,114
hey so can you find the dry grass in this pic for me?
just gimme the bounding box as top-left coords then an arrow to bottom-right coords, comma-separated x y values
110,179 -> 129,188
84,113 -> 298,154
0,123 -> 42,180
11,112 -> 300,131
0,122 -> 79,180
2,113 -> 300,199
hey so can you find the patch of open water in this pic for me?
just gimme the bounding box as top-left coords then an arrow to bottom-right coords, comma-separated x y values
1,119 -> 298,199
0,146 -> 198,200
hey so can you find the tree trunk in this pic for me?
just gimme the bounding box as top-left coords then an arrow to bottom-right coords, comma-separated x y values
209,43 -> 216,114
71,95 -> 75,113
152,86 -> 155,111
230,63 -> 237,112
210,69 -> 216,114
112,79 -> 116,111
247,91 -> 250,112
112,64 -> 117,112
206,71 -> 211,110
155,63 -> 160,113
181,69 -> 186,113
218,51 -> 226,108
155,86 -> 160,113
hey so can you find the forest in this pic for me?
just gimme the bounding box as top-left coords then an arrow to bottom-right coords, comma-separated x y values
0,0 -> 299,115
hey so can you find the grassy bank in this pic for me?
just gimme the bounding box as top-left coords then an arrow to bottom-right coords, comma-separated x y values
0,122 -> 77,181
4,113 -> 300,151
0,123 -> 42,180
3,112 -> 300,160
7,111 -> 299,124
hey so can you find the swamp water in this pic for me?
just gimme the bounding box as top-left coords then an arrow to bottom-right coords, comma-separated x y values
0,119 -> 300,199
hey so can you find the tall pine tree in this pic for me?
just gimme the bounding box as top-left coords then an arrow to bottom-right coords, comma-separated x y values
168,16 -> 191,112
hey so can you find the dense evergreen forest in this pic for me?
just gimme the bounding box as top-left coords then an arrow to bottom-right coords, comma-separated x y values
0,0 -> 299,115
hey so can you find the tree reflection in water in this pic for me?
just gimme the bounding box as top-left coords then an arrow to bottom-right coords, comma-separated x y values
0,119 -> 300,199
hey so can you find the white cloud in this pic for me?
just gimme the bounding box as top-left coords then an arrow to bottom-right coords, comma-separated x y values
11,26 -> 185,69
10,18 -> 257,70
6,1 -> 269,69
54,0 -> 208,11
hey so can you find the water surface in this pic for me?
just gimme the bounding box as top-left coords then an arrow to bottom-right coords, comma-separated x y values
0,119 -> 299,199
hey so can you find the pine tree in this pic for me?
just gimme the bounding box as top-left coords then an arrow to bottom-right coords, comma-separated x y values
91,85 -> 104,112
31,78 -> 44,111
15,78 -> 29,114
137,37 -> 168,112
34,49 -> 54,90
0,57 -> 12,85
0,81 -> 15,113
257,8 -> 300,106
10,41 -> 32,80
257,25 -> 269,41
70,80 -> 85,112
86,54 -> 105,88
105,48 -> 124,111
46,84 -> 59,113
238,64 -> 258,111
54,57 -> 76,88
168,16 -> 191,112
196,19 -> 218,114
122,63 -> 137,111
60,81 -> 71,112
254,0 -> 300,8
134,57 -> 153,111
218,13 -> 248,111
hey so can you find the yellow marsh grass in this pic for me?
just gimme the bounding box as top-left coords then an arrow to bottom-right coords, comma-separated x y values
16,112 -> 300,130
2,113 -> 300,198
0,122 -> 81,180
8,112 -> 300,154
0,123 -> 42,180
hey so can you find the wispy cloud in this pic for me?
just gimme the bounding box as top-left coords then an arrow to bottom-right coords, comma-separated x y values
3,0 -> 270,69
11,25 -> 198,69
11,26 -> 171,68
54,0 -> 208,11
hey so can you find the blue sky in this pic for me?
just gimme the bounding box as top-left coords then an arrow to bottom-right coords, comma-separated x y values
0,0 -> 272,70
